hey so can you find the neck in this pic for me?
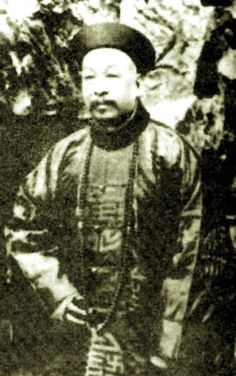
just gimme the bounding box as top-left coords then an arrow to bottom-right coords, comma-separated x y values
91,103 -> 137,131
89,99 -> 150,150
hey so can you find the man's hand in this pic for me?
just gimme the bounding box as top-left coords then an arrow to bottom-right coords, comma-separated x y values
64,296 -> 87,326
149,356 -> 169,376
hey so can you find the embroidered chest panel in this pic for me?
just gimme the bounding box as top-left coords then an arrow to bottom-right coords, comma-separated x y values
77,145 -> 148,316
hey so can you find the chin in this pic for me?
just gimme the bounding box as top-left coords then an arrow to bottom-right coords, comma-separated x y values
92,112 -> 119,121
95,115 -> 117,121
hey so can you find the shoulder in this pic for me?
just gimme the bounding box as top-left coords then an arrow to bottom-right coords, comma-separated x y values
143,118 -> 199,166
29,127 -> 90,179
52,126 -> 89,151
49,127 -> 90,161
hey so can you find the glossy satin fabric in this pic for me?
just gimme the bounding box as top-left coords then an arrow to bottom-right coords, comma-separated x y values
5,103 -> 202,374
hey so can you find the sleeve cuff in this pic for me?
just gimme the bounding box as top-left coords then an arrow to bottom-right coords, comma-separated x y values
159,319 -> 182,360
51,293 -> 81,321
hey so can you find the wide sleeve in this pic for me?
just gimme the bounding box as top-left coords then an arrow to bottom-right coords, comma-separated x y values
154,134 -> 202,362
4,145 -> 82,321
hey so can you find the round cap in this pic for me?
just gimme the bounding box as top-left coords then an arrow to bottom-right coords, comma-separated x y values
69,23 -> 156,74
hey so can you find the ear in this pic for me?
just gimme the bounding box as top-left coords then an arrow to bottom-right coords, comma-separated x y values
135,73 -> 144,97
136,73 -> 142,87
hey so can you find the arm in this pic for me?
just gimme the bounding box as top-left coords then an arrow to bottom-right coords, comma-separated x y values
151,134 -> 202,366
4,145 -> 83,321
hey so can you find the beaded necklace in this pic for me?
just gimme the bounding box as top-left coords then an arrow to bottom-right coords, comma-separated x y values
77,137 -> 139,335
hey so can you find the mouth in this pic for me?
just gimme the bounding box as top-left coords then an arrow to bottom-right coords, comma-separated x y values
96,102 -> 110,109
91,100 -> 118,111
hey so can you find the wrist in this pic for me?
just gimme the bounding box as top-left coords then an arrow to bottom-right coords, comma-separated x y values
150,355 -> 168,370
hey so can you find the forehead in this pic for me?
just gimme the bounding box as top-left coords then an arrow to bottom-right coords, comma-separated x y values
82,48 -> 136,71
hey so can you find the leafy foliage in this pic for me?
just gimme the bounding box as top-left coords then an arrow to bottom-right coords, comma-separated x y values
0,0 -> 84,117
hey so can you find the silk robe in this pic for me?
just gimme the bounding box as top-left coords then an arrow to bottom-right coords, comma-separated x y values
5,103 -> 202,375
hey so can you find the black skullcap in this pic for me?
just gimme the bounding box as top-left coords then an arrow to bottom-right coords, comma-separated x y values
69,23 -> 156,74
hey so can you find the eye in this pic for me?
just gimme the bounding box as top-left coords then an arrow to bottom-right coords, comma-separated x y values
106,71 -> 120,78
81,70 -> 96,80
82,74 -> 95,80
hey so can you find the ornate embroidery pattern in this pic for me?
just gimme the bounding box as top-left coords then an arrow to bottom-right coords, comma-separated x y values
85,330 -> 124,376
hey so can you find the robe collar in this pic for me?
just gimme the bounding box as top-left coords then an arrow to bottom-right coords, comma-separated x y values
89,100 -> 150,150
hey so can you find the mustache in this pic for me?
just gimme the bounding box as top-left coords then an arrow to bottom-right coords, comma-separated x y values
90,99 -> 119,110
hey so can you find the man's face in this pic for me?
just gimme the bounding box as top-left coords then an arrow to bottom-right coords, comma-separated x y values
81,48 -> 139,121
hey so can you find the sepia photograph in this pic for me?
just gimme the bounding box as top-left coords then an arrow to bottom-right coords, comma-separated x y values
0,0 -> 235,375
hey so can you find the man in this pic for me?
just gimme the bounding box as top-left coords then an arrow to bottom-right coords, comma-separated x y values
5,23 -> 202,375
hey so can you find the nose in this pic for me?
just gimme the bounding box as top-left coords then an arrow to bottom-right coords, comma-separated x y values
93,78 -> 109,97
95,89 -> 108,97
